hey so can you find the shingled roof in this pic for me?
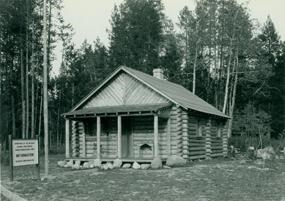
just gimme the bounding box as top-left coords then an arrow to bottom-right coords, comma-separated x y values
70,66 -> 229,118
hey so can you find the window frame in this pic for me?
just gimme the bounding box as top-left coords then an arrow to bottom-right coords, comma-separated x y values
196,119 -> 203,137
217,123 -> 222,138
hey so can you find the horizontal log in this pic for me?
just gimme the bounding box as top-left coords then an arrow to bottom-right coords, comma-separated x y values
188,139 -> 205,143
189,151 -> 206,156
86,142 -> 95,146
211,141 -> 222,144
189,136 -> 205,140
189,155 -> 206,160
211,146 -> 223,149
211,139 -> 222,143
189,147 -> 205,151
86,144 -> 95,148
86,150 -> 95,154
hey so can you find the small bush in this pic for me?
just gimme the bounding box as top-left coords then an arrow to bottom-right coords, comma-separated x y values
229,135 -> 285,153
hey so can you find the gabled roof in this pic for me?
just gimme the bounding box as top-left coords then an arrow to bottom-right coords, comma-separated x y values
70,66 -> 229,118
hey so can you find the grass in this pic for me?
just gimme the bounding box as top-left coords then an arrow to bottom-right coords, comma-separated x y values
1,154 -> 285,201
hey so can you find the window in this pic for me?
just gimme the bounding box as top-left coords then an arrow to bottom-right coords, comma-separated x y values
217,123 -> 222,137
196,119 -> 203,137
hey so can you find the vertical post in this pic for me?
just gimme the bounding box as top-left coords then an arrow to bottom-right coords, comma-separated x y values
9,135 -> 13,181
167,118 -> 171,157
36,135 -> 40,179
154,115 -> 159,157
96,116 -> 101,159
117,116 -> 122,158
65,119 -> 70,158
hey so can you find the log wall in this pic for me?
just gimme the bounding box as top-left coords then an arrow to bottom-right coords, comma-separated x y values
222,123 -> 228,156
205,119 -> 212,159
100,117 -> 118,158
71,121 -> 79,157
71,115 -> 170,160
132,116 -> 154,158
71,118 -> 118,159
131,116 -> 168,159
210,120 -> 224,157
158,118 -> 168,159
169,105 -> 183,156
185,112 -> 227,160
70,107 -> 228,161
187,115 -> 206,160
78,121 -> 86,157
181,110 -> 189,159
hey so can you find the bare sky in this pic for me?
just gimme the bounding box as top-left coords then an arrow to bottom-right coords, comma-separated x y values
53,0 -> 285,76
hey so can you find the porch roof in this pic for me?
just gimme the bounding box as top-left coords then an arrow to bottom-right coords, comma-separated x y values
63,103 -> 171,118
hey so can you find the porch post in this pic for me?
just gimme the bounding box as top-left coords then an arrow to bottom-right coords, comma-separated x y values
154,114 -> 159,157
117,116 -> 122,158
65,119 -> 70,158
96,116 -> 101,159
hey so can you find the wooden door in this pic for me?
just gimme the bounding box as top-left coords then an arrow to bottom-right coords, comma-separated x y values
122,117 -> 132,158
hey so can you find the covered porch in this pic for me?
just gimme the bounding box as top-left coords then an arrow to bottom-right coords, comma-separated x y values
63,104 -> 171,163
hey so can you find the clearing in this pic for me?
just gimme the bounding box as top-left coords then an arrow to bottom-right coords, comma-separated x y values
1,155 -> 285,201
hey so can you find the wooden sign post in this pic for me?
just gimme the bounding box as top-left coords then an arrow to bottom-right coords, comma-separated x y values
9,135 -> 40,181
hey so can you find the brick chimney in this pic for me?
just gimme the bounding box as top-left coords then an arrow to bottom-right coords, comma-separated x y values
153,68 -> 164,80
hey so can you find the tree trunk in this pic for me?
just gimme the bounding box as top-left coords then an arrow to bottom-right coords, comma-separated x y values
0,56 -> 2,144
56,91 -> 61,152
227,51 -> 239,137
43,0 -> 49,177
222,41 -> 233,114
192,44 -> 198,94
72,82 -> 75,106
217,44 -> 224,110
11,95 -> 16,138
31,62 -> 35,138
222,9 -> 239,114
47,0 -> 52,70
31,31 -> 35,138
25,0 -> 30,139
38,89 -> 43,145
21,50 -> 26,139
35,83 -> 39,137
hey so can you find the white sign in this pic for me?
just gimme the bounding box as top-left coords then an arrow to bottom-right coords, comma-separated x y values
12,140 -> 38,166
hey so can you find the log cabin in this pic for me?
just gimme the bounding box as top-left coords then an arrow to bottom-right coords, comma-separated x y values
63,66 -> 229,163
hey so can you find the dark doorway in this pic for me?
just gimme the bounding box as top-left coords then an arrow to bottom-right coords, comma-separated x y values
122,117 -> 132,158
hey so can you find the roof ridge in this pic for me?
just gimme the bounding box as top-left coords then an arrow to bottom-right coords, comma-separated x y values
122,66 -> 184,88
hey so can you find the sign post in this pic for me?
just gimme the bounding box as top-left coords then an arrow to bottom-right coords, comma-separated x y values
36,135 -> 40,179
9,135 -> 40,181
9,135 -> 13,181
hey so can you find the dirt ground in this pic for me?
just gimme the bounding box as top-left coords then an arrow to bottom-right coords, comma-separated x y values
1,154 -> 285,201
